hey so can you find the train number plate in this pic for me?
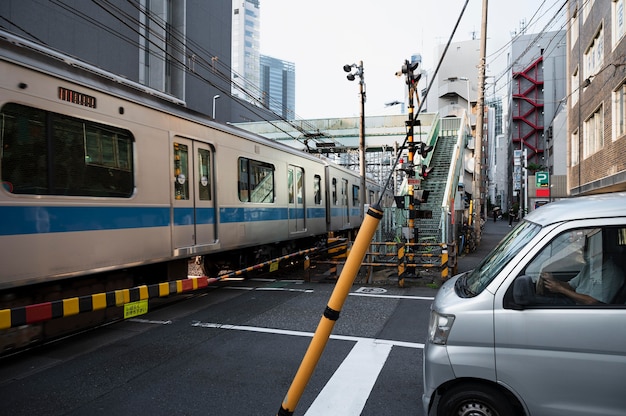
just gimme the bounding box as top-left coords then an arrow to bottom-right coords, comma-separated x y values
124,300 -> 149,319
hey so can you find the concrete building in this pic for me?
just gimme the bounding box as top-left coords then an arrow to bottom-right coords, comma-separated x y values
428,40 -> 480,122
566,0 -> 626,195
0,0 -> 278,124
509,29 -> 567,212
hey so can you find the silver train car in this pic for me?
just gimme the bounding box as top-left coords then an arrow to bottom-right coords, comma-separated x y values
0,35 -> 386,295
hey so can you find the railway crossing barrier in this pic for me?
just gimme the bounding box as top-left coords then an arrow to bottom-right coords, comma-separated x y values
316,240 -> 450,285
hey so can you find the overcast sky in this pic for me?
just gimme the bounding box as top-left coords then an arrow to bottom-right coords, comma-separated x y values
259,0 -> 567,119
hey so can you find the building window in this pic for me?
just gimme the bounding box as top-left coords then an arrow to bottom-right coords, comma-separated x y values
583,0 -> 595,22
613,0 -> 625,48
571,67 -> 579,108
584,25 -> 605,79
571,129 -> 579,167
583,104 -> 604,158
570,6 -> 579,47
614,83 -> 626,140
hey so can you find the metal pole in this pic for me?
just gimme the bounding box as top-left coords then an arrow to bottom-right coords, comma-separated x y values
277,205 -> 384,416
473,0 -> 487,241
212,94 -> 220,119
358,61 -> 366,214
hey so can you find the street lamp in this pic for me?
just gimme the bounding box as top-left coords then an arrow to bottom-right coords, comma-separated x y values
343,61 -> 366,214
212,94 -> 220,119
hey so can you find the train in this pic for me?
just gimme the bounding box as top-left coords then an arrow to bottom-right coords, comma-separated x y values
0,32 -> 391,308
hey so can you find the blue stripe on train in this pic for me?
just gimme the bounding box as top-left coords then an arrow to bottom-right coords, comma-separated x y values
0,206 -> 171,235
0,205 -> 333,235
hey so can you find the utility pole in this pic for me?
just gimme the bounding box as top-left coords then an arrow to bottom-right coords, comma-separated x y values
358,61 -> 366,212
397,59 -> 421,244
473,0 -> 488,242
343,61 -> 366,215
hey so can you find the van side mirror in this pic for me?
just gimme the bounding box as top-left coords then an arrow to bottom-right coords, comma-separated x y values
512,275 -> 535,308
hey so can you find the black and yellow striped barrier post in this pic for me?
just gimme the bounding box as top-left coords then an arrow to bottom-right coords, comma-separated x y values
276,205 -> 383,416
440,246 -> 449,280
397,242 -> 406,287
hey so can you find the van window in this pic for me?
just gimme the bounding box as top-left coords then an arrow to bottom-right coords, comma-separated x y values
508,226 -> 626,306
458,221 -> 540,297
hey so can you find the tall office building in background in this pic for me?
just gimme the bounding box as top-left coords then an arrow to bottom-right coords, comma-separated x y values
260,55 -> 296,120
232,0 -> 261,104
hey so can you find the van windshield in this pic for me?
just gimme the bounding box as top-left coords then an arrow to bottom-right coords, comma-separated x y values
458,221 -> 541,297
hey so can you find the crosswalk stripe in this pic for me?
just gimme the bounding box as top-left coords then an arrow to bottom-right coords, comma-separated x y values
304,340 -> 392,416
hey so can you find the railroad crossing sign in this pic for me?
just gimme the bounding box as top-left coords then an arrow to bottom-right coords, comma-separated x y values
536,171 -> 549,188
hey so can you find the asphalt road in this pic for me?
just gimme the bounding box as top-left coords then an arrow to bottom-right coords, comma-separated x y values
0,278 -> 437,416
0,220 -> 511,416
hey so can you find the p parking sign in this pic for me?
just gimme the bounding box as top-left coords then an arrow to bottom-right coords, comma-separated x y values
536,171 -> 549,188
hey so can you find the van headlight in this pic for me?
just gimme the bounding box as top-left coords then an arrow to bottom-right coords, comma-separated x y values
428,310 -> 455,345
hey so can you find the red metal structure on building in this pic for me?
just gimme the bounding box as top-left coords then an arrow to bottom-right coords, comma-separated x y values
512,56 -> 544,165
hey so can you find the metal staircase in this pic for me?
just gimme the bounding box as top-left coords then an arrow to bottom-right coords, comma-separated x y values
414,135 -> 457,242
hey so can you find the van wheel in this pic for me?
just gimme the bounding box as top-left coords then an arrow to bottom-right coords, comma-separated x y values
437,383 -> 517,416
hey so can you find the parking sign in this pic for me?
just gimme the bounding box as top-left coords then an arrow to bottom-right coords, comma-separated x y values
536,171 -> 549,188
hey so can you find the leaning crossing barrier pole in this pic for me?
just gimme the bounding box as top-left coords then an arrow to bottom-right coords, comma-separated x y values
276,204 -> 383,416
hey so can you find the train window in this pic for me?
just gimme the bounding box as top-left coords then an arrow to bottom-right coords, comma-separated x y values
287,168 -> 294,203
173,143 -> 189,200
314,175 -> 322,205
296,167 -> 303,204
198,148 -> 211,200
342,179 -> 349,215
0,103 -> 134,197
238,157 -> 274,203
332,178 -> 337,205
352,185 -> 360,206
287,166 -> 304,204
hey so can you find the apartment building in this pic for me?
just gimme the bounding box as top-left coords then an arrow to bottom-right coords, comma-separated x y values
567,0 -> 626,195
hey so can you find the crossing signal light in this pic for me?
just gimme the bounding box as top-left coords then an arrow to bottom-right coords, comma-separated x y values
396,59 -> 421,86
417,142 -> 433,157
420,165 -> 433,179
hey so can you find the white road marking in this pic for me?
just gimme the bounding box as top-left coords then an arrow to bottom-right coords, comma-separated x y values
255,287 -> 314,293
128,318 -> 172,325
349,292 -> 435,301
304,340 -> 392,416
355,286 -> 387,294
190,321 -> 424,349
223,286 -> 313,292
191,322 -> 424,414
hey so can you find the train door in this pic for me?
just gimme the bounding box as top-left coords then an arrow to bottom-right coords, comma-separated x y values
288,165 -> 306,234
171,137 -> 217,255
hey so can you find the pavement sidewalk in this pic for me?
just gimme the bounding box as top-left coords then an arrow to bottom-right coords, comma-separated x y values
456,217 -> 514,274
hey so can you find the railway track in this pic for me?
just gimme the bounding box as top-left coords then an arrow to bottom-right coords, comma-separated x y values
0,246 -> 326,357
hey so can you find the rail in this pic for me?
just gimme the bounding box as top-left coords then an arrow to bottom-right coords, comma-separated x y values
0,247 -> 318,331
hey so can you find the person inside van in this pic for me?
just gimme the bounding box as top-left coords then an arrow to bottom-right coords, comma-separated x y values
539,230 -> 624,305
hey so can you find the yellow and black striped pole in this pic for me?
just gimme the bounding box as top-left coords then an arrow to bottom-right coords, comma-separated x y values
276,204 -> 383,416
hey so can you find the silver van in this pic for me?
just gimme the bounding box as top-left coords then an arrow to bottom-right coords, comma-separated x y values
423,192 -> 626,416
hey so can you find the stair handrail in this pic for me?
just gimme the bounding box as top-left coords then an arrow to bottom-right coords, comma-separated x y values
439,113 -> 469,243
